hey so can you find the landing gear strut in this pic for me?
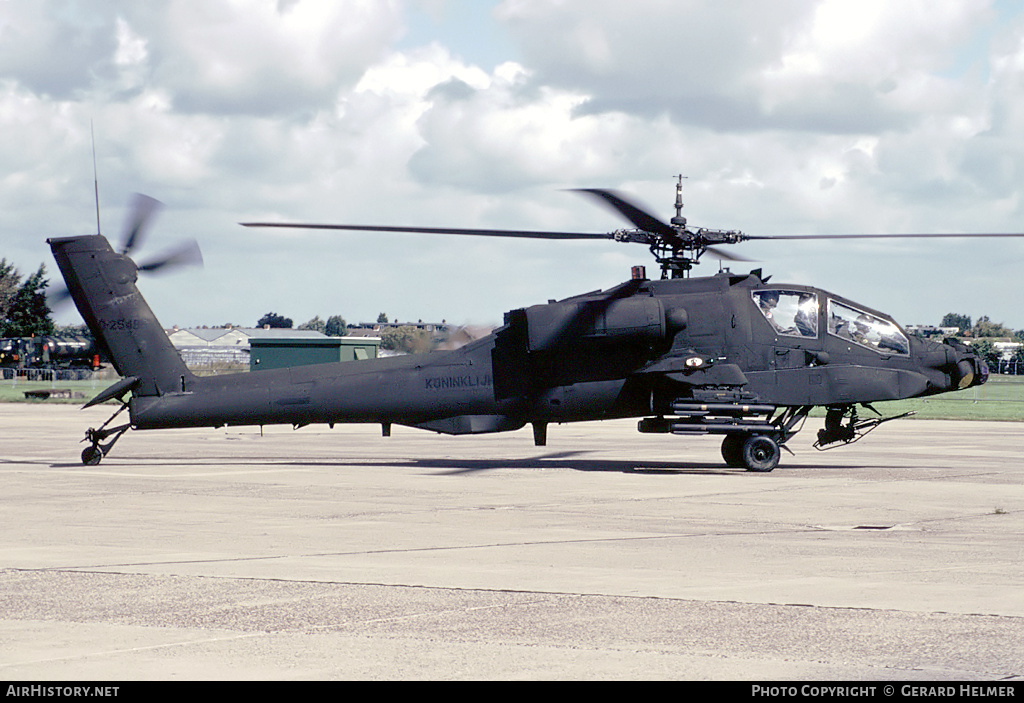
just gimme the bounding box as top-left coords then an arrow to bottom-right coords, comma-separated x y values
641,403 -> 809,472
652,399 -> 810,472
80,401 -> 131,465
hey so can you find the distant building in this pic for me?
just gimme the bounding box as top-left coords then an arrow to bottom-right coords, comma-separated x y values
249,335 -> 380,370
166,326 -> 379,369
343,327 -> 384,338
904,325 -> 960,338
993,341 -> 1022,360
351,321 -> 450,333
167,326 -> 255,366
167,326 -> 252,348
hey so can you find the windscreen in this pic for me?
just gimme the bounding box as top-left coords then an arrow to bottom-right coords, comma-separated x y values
827,299 -> 909,355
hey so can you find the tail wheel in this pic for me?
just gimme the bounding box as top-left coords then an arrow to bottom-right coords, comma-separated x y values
81,445 -> 103,466
742,434 -> 780,472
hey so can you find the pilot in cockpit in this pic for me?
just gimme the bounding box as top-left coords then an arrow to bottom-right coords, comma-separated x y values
795,293 -> 817,337
757,291 -> 783,331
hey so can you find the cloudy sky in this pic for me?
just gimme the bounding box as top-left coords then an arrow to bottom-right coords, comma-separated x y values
2,0 -> 1024,331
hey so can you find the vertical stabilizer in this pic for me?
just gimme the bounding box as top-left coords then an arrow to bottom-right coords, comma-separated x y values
48,234 -> 192,397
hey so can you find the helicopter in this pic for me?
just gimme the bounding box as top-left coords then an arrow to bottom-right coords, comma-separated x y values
48,179 -> 1016,471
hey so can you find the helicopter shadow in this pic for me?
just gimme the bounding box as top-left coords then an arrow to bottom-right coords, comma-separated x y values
38,451 -> 737,475
407,450 -> 741,476
36,451 -> 873,474
410,457 -> 878,475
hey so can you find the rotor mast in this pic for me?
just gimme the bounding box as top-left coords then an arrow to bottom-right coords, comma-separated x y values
640,175 -> 746,279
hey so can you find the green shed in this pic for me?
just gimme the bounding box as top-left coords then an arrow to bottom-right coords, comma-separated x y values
249,335 -> 380,371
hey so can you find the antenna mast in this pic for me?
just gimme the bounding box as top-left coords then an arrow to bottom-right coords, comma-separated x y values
91,121 -> 101,235
671,174 -> 687,227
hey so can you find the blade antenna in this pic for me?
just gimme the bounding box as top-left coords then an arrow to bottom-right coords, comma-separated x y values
91,120 -> 101,235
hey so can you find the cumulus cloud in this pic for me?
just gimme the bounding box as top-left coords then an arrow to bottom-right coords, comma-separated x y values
122,1 -> 404,115
496,0 -> 813,127
0,1 -> 405,115
409,66 -> 626,191
0,0 -> 1022,329
0,2 -> 119,98
497,0 -> 992,134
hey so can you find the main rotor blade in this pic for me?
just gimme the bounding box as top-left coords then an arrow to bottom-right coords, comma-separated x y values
570,188 -> 679,242
120,193 -> 162,255
743,232 -> 1024,240
705,245 -> 753,262
240,222 -> 614,240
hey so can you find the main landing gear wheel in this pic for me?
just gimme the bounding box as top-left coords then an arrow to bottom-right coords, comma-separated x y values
721,434 -> 780,471
721,435 -> 745,468
741,434 -> 780,472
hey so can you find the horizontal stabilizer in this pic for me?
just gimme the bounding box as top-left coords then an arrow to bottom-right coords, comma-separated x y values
83,376 -> 140,409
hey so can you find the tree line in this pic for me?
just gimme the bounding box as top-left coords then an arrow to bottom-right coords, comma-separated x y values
940,312 -> 1024,341
256,310 -> 435,354
256,311 -> 350,337
939,312 -> 1024,368
0,259 -> 54,338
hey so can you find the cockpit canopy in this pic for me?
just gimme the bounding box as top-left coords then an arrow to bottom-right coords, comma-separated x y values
827,299 -> 909,355
752,288 -> 910,355
751,289 -> 818,338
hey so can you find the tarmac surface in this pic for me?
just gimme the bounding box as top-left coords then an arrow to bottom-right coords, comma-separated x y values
0,403 -> 1021,680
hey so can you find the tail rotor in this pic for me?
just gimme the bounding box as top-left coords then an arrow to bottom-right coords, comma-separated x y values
49,194 -> 203,308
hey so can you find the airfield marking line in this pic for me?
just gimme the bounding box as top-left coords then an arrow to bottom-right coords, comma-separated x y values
0,463 -> 318,478
8,568 -> 1024,630
71,469 -> 316,478
22,527 -> 829,572
9,570 -> 1024,624
0,601 -> 547,669
0,631 -> 273,670
305,599 -> 555,633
